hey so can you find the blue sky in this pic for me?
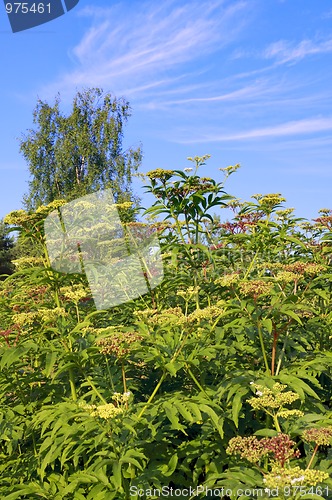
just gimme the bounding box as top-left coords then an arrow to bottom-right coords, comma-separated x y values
1,0 -> 332,221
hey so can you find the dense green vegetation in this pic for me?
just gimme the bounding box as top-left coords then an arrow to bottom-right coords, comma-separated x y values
0,155 -> 331,499
0,219 -> 15,279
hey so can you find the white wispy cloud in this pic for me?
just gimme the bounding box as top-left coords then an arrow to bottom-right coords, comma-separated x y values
142,76 -> 308,109
145,80 -> 271,107
264,38 -> 332,64
176,117 -> 332,143
42,0 -> 248,100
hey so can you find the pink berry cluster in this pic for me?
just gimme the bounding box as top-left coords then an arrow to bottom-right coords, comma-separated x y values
261,433 -> 300,467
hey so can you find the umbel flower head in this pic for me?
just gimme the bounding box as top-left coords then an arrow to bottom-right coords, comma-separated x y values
226,436 -> 266,463
252,193 -> 286,208
134,307 -> 186,327
79,402 -> 123,419
215,273 -> 240,287
96,329 -> 143,358
248,383 -> 300,412
302,427 -> 332,446
263,465 -> 328,488
219,163 -> 241,175
146,169 -> 174,182
4,200 -> 67,228
239,280 -> 273,299
226,433 -> 300,467
261,433 -> 300,466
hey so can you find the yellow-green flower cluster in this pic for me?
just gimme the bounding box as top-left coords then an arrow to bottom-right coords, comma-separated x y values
12,256 -> 45,270
303,469 -> 329,485
114,202 -> 134,209
226,436 -> 266,463
215,273 -> 240,287
134,307 -> 186,327
318,208 -> 332,215
35,199 -> 67,214
284,262 -> 325,276
4,200 -> 67,227
12,311 -> 39,327
248,383 -> 300,411
277,409 -> 304,419
263,466 -> 328,488
112,391 -> 132,405
187,305 -> 224,324
177,286 -> 200,299
96,329 -> 143,358
12,307 -> 67,326
133,308 -> 159,321
60,285 -> 89,303
92,404 -> 123,419
67,199 -> 95,211
239,280 -> 273,298
302,427 -> 332,446
146,169 -> 174,181
219,164 -> 241,175
258,261 -> 325,281
79,402 -> 123,419
39,307 -> 67,323
4,209 -> 30,226
299,221 -> 315,231
275,271 -> 299,284
255,193 -> 286,207
275,208 -> 295,219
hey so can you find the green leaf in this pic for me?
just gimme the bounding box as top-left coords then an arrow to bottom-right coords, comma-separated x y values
163,402 -> 187,435
254,428 -> 278,437
231,388 -> 247,428
112,461 -> 122,490
262,318 -> 273,334
0,345 -> 30,369
44,351 -> 57,377
164,360 -> 184,377
173,400 -> 194,423
200,404 -> 224,438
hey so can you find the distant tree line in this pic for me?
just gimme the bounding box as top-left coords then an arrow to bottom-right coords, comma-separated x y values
1,88 -> 142,270
20,87 -> 142,210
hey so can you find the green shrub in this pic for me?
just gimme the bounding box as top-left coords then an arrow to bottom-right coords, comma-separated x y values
0,156 -> 331,499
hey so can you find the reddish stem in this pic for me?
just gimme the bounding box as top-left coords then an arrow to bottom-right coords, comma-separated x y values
306,443 -> 319,470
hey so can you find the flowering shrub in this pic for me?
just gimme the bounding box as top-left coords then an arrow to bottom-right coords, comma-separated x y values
226,384 -> 331,495
0,156 -> 331,498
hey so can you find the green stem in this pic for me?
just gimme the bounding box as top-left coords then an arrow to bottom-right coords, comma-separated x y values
271,329 -> 278,376
121,362 -> 129,409
137,371 -> 167,420
257,319 -> 270,374
69,368 -> 77,401
86,376 -> 107,404
106,358 -> 115,392
121,361 -> 127,393
186,365 -> 211,400
75,304 -> 80,323
244,250 -> 258,279
194,277 -> 200,310
272,414 -> 281,433
275,331 -> 289,376
43,242 -> 61,308
195,216 -> 199,245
